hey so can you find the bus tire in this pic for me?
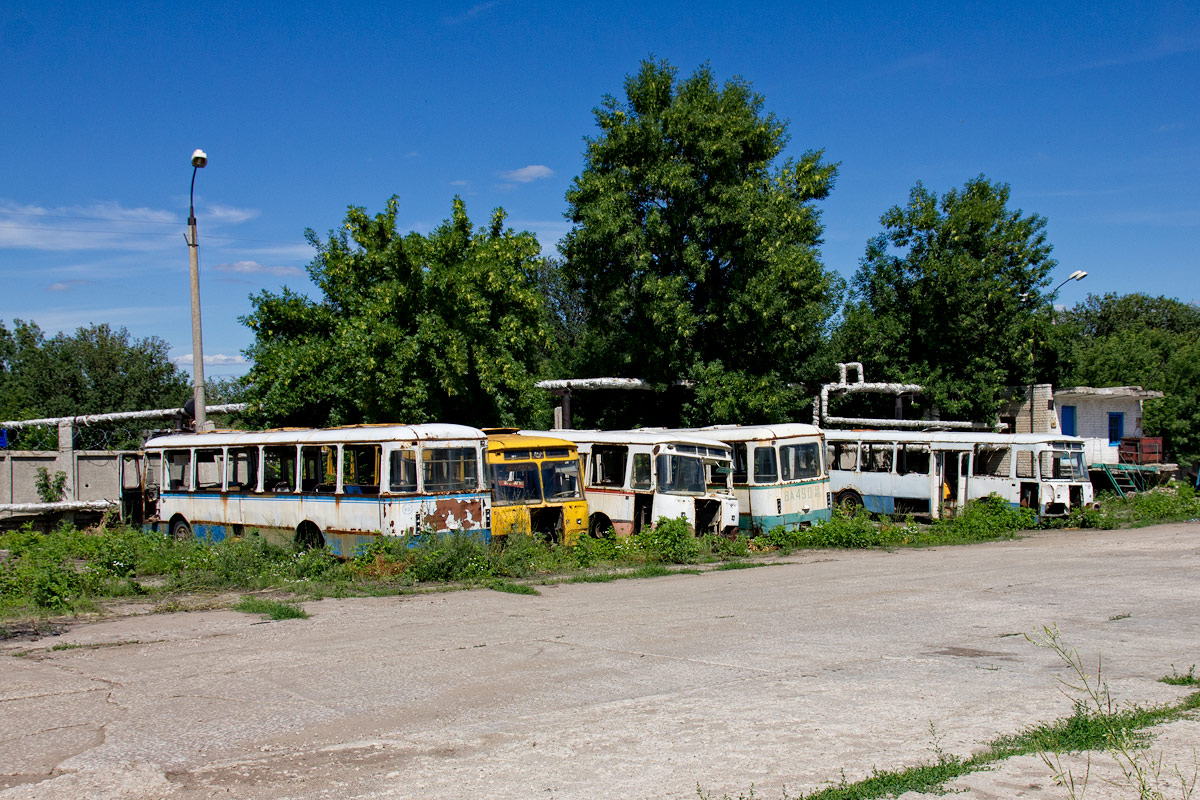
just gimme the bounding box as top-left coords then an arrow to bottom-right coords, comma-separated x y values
836,490 -> 863,511
588,514 -> 612,539
295,521 -> 325,550
169,516 -> 192,541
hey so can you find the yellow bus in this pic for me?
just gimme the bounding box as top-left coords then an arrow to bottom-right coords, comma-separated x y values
485,431 -> 588,544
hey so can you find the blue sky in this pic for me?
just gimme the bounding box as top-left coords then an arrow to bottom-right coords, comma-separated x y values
2,1 -> 1197,379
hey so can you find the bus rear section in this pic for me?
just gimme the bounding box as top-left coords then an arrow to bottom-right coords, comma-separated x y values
538,430 -> 739,538
485,432 -> 587,544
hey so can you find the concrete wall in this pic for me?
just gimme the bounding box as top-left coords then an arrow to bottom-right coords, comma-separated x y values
1,450 -> 132,521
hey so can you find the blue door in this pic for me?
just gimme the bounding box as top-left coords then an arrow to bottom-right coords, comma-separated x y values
1108,412 -> 1124,445
1061,405 -> 1076,436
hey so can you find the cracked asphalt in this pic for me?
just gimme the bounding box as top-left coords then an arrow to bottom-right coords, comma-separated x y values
1,522 -> 1198,799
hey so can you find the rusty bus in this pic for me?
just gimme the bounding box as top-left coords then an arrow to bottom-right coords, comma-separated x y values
141,424 -> 491,556
485,431 -> 588,545
534,429 -> 739,538
676,423 -> 830,533
824,430 -> 1095,519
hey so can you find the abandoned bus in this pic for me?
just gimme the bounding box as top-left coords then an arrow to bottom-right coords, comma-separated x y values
142,424 -> 491,556
485,431 -> 588,544
532,430 -> 739,538
679,424 -> 830,533
823,430 -> 1094,519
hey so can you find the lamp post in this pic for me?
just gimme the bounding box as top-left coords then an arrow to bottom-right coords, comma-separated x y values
187,148 -> 211,433
1026,269 -> 1088,430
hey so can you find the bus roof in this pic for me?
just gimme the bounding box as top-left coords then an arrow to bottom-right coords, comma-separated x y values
486,432 -> 579,453
821,429 -> 1085,446
678,423 -> 822,443
527,428 -> 733,455
144,423 -> 487,450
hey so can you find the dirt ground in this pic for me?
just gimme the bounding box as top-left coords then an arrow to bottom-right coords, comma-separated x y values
1,522 -> 1198,800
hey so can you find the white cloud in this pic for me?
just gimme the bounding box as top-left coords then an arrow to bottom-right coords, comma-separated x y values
173,353 -> 249,366
46,279 -> 93,292
443,1 -> 499,24
213,260 -> 305,277
499,165 -> 554,183
0,201 -> 181,252
205,204 -> 260,224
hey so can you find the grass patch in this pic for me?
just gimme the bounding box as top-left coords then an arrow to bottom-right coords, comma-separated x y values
233,596 -> 309,620
48,639 -> 141,652
486,580 -> 539,595
1160,665 -> 1200,687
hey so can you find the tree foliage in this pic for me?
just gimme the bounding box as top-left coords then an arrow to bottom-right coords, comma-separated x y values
241,197 -> 554,428
1058,293 -> 1200,465
560,58 -> 840,426
0,320 -> 189,421
835,176 -> 1057,421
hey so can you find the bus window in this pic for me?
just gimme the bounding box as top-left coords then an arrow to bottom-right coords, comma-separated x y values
731,443 -> 748,483
226,447 -> 258,492
542,458 -> 582,500
144,452 -> 162,491
896,444 -> 930,475
342,444 -> 381,495
264,446 -> 298,493
1016,450 -> 1035,479
590,446 -> 628,487
863,443 -> 894,473
196,449 -> 224,491
753,446 -> 777,482
780,443 -> 820,480
166,450 -> 190,491
389,449 -> 418,493
631,452 -> 652,490
301,445 -> 337,492
829,442 -> 858,471
974,446 -> 1011,477
657,453 -> 705,494
423,447 -> 478,492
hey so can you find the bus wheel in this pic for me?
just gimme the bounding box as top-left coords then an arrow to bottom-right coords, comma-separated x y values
295,521 -> 325,550
836,491 -> 863,512
588,514 -> 612,538
170,516 -> 192,541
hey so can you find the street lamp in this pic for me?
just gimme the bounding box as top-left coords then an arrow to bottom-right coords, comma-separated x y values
187,149 -> 211,432
1026,269 -> 1088,430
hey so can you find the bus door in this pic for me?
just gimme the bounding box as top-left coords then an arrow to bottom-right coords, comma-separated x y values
381,446 -> 421,536
630,450 -> 654,533
935,449 -> 969,518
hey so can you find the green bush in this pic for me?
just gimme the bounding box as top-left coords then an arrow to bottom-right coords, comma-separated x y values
632,517 -> 701,564
930,494 -> 1036,541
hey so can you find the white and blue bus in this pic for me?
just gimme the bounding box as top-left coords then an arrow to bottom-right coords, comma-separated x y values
823,429 -> 1094,519
678,424 -> 830,533
142,424 -> 491,556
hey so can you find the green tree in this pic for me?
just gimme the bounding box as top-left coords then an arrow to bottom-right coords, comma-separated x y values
834,176 -> 1057,421
241,197 -> 554,428
0,320 -> 190,448
1058,293 -> 1200,465
560,58 -> 840,426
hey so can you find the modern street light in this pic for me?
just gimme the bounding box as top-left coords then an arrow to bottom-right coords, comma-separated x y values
187,148 -> 211,432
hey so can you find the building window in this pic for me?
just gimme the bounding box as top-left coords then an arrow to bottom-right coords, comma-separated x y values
1108,413 -> 1124,445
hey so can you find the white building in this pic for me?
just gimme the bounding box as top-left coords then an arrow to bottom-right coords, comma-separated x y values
1053,386 -> 1163,465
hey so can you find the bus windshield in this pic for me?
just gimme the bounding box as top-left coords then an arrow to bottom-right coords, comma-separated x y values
491,462 -> 542,505
1042,449 -> 1088,481
541,459 -> 582,500
656,454 -> 706,495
